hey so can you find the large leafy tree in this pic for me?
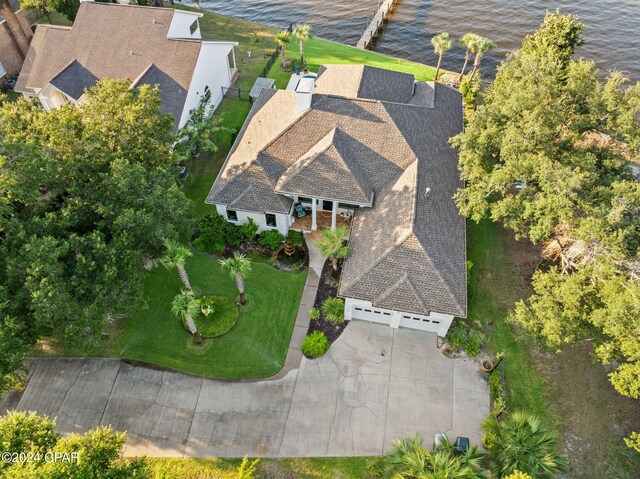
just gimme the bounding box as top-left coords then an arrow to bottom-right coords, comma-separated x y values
0,411 -> 148,478
382,434 -> 487,479
0,80 -> 191,392
482,412 -> 568,479
453,10 -> 640,448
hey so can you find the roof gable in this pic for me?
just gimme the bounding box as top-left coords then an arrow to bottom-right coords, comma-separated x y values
48,60 -> 98,101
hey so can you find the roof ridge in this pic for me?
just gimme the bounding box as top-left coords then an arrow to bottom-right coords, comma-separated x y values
374,272 -> 427,312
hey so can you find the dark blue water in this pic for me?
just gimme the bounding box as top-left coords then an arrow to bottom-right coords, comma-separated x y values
199,0 -> 640,81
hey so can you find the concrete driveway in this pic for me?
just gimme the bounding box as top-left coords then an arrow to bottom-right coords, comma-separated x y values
6,321 -> 489,457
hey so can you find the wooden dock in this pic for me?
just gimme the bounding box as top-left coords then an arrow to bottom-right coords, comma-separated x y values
356,0 -> 399,49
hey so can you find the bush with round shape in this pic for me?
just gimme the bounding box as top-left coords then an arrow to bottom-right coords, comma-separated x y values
240,218 -> 259,241
322,297 -> 345,325
194,296 -> 239,338
301,331 -> 330,358
258,230 -> 285,250
225,223 -> 244,247
286,229 -> 305,246
308,307 -> 320,320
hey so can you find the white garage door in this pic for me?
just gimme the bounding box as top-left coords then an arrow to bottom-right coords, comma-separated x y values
351,305 -> 392,325
398,313 -> 441,333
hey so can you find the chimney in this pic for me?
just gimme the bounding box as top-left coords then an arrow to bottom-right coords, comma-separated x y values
295,76 -> 315,112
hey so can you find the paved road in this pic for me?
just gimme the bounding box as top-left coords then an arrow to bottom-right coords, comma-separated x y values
5,322 -> 489,457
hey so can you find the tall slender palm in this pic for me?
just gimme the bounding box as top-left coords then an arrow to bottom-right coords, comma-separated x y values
0,0 -> 29,58
382,434 -> 487,479
459,33 -> 480,81
315,227 -> 348,272
431,32 -> 453,81
292,24 -> 312,65
161,240 -> 193,291
482,411 -> 568,479
276,30 -> 291,68
470,36 -> 495,81
171,290 -> 202,344
219,252 -> 252,305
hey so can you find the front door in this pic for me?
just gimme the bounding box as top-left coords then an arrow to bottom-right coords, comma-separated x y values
322,200 -> 333,211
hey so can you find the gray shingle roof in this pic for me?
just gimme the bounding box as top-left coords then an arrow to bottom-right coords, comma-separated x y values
49,60 -> 98,101
207,66 -> 466,318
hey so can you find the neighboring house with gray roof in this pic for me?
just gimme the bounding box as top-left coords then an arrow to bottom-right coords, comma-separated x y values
15,2 -> 238,131
206,64 -> 466,336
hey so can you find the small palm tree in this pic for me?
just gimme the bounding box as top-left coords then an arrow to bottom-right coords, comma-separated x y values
482,411 -> 568,479
431,32 -> 454,81
171,290 -> 202,344
276,30 -> 291,68
470,36 -> 495,81
161,240 -> 193,291
382,434 -> 487,479
292,24 -> 312,65
315,227 -> 348,273
219,252 -> 252,305
459,33 -> 480,81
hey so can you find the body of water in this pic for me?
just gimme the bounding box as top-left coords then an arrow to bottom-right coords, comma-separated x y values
199,0 -> 640,81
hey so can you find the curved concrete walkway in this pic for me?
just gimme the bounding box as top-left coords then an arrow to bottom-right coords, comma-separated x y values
3,321 -> 489,457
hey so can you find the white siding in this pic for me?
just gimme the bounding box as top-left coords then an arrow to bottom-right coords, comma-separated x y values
344,297 -> 454,337
178,42 -> 236,129
217,204 -> 289,236
167,10 -> 202,39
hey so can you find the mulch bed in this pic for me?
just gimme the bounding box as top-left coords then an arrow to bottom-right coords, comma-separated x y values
219,238 -> 309,273
307,258 -> 348,344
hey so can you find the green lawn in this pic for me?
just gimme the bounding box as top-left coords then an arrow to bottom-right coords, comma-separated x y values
143,456 -> 375,479
466,220 -> 554,422
118,248 -> 306,378
268,36 -> 438,88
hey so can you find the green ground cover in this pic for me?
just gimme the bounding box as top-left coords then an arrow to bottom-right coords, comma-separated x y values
268,36 -> 437,88
118,248 -> 306,378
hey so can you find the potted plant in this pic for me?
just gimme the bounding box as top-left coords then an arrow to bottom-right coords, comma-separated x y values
481,352 -> 504,372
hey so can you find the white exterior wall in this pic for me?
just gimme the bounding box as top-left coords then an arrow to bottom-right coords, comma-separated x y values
167,10 -> 202,39
216,204 -> 289,236
344,297 -> 454,337
178,42 -> 236,129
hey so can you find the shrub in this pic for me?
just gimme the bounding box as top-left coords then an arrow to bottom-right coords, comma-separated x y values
194,296 -> 239,338
301,331 -> 330,358
258,229 -> 284,250
286,229 -> 305,246
308,308 -> 320,320
193,235 -> 224,254
197,213 -> 227,251
446,322 -> 485,356
322,297 -> 345,325
225,223 -> 244,247
240,218 -> 259,241
489,368 -> 507,416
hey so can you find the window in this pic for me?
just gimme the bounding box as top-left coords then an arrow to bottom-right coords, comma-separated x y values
297,196 -> 312,204
338,203 -> 359,209
227,209 -> 238,221
265,213 -> 277,227
190,19 -> 199,36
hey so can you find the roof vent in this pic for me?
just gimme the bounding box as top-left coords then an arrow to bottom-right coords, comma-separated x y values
425,187 -> 431,197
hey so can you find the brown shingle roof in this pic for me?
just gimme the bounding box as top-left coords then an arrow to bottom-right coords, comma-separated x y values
207,66 -> 466,318
15,3 -> 201,124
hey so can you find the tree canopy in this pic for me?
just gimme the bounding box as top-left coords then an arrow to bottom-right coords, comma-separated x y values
0,80 -> 191,392
453,10 -> 640,447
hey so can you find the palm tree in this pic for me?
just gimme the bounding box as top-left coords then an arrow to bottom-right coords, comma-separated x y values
382,434 -> 487,479
315,227 -> 348,273
0,0 -> 30,58
459,33 -> 480,82
275,30 -> 291,68
171,290 -> 202,344
470,36 -> 495,81
161,240 -> 193,291
431,32 -> 453,81
219,252 -> 252,305
482,411 -> 568,479
292,24 -> 312,65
